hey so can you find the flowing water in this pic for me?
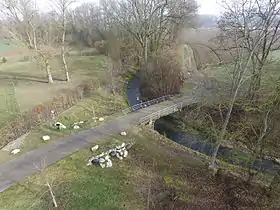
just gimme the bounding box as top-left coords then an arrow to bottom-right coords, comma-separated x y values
126,76 -> 280,174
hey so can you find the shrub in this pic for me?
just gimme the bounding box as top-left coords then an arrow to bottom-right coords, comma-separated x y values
94,40 -> 108,55
141,47 -> 185,99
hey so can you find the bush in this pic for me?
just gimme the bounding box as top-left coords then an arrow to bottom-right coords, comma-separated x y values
94,40 -> 108,55
141,47 -> 185,99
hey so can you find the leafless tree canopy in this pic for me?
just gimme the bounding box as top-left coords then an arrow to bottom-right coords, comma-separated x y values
218,0 -> 280,100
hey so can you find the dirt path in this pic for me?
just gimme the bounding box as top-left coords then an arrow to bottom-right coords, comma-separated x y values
0,95 -> 196,192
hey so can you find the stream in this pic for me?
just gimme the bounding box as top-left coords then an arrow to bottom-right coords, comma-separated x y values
126,76 -> 280,174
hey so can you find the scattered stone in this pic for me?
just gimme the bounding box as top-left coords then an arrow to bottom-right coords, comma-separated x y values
99,117 -> 104,122
120,131 -> 127,136
73,125 -> 80,129
87,143 -> 132,168
79,121 -> 84,124
55,122 -> 66,130
91,145 -> 99,152
11,149 -> 20,155
123,150 -> 128,158
42,135 -> 51,141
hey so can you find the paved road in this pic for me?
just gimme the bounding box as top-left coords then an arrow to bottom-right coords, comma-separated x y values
0,95 -> 195,192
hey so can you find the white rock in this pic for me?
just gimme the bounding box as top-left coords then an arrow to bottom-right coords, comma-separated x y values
42,135 -> 51,141
73,125 -> 80,129
99,117 -> 104,122
79,121 -> 84,124
11,149 -> 20,154
120,131 -> 127,136
100,163 -> 106,168
123,150 -> 128,158
91,145 -> 99,152
106,159 -> 113,168
121,143 -> 126,148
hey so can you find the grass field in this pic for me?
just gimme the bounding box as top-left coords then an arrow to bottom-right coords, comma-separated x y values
0,126 -> 234,209
0,88 -> 128,163
0,54 -> 108,127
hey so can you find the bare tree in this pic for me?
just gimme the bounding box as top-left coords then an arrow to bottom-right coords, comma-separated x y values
218,0 -> 280,101
0,0 -> 56,84
51,0 -> 74,81
70,3 -> 107,46
33,157 -> 58,208
210,13 -> 267,169
101,0 -> 198,65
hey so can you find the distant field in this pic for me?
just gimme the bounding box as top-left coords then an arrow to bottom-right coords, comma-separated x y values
0,54 -> 108,127
204,49 -> 280,87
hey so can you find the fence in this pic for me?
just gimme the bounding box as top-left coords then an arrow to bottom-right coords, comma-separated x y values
139,102 -> 183,124
122,95 -> 171,114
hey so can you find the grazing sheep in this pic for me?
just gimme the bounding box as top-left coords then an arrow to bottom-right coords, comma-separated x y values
55,122 -> 66,130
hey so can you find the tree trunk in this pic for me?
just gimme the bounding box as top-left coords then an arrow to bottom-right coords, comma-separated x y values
33,27 -> 37,51
248,65 -> 263,101
62,47 -> 70,81
210,79 -> 240,168
26,31 -> 33,49
62,20 -> 70,82
144,36 -> 148,64
46,59 -> 54,84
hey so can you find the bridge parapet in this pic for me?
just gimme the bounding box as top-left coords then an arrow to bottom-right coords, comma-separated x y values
139,102 -> 183,125
122,95 -> 171,114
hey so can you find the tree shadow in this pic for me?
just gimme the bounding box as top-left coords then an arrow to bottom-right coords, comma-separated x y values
0,71 -> 64,84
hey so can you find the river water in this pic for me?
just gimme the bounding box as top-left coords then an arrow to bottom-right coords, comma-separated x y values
126,76 -> 280,174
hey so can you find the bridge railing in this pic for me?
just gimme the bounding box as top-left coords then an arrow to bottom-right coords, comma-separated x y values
122,95 -> 171,114
139,102 -> 183,124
